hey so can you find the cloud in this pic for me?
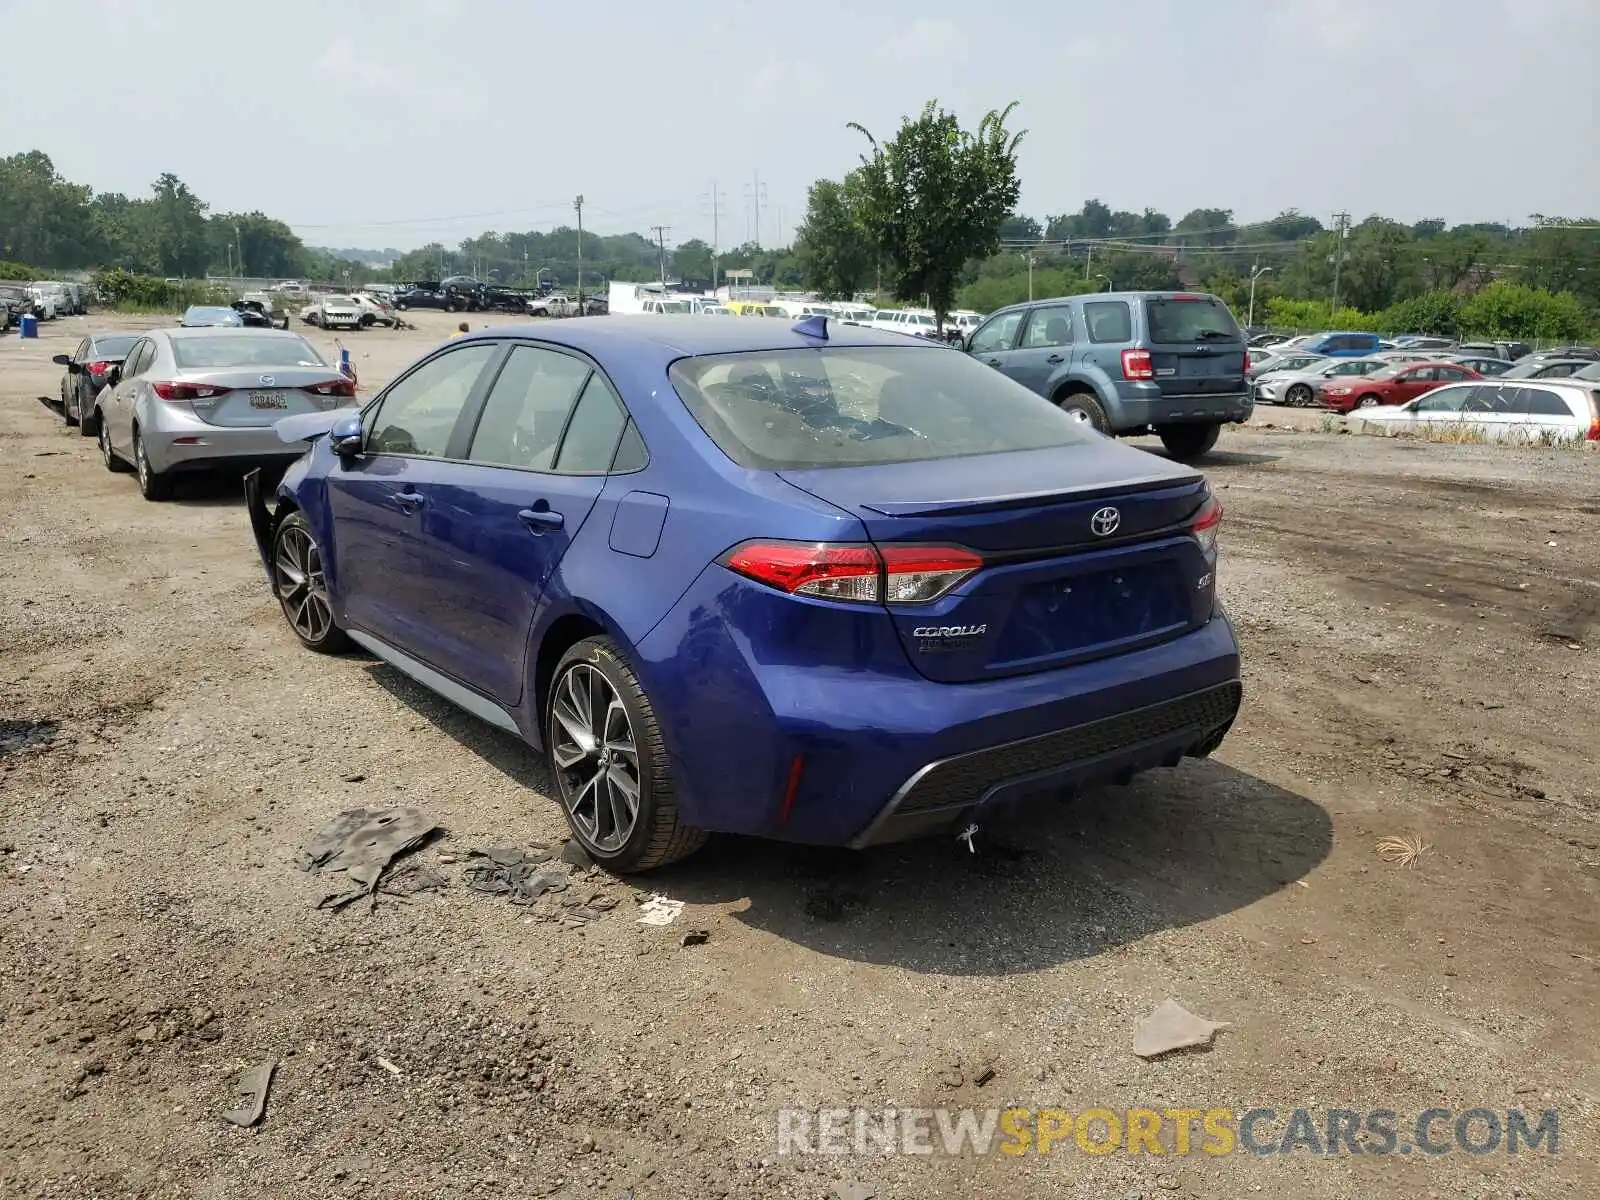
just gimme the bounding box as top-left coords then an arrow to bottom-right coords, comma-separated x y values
1270,0 -> 1379,55
878,18 -> 966,66
744,56 -> 827,107
317,36 -> 398,93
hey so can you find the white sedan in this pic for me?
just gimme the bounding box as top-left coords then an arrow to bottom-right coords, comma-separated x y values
1352,380 -> 1599,444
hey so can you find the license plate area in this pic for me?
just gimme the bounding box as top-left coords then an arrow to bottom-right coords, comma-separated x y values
249,391 -> 289,410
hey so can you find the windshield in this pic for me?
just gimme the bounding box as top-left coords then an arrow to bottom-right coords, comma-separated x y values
1145,295 -> 1240,343
1368,365 -> 1406,380
669,346 -> 1100,470
184,307 -> 242,324
172,335 -> 327,369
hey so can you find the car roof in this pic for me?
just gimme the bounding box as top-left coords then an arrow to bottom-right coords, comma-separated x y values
456,315 -> 947,359
163,326 -> 309,341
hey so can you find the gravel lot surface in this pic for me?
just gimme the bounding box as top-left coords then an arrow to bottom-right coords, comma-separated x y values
2,310 -> 1596,1199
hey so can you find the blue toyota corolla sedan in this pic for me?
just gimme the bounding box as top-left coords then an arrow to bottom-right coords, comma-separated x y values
244,315 -> 1241,872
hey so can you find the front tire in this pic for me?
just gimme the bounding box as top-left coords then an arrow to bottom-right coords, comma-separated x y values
1157,422 -> 1223,462
133,428 -> 173,500
1286,383 -> 1313,407
1356,394 -> 1382,409
271,512 -> 351,653
547,637 -> 706,873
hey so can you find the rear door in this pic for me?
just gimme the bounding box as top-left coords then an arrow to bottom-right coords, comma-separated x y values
1392,366 -> 1439,404
1004,303 -> 1077,397
328,341 -> 500,660
419,344 -> 619,706
1142,295 -> 1247,400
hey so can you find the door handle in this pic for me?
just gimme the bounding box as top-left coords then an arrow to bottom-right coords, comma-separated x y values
518,507 -> 564,531
392,491 -> 425,512
1045,353 -> 1065,364
986,358 -> 1002,367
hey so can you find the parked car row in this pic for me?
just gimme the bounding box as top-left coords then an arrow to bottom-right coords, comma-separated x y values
0,279 -> 91,327
47,327 -> 360,500
1252,347 -> 1600,410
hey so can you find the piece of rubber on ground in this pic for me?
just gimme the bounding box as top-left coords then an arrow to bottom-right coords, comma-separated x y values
222,1061 -> 275,1128
302,807 -> 438,911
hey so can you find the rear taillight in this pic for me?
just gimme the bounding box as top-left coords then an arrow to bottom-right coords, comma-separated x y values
1121,348 -> 1154,380
151,381 -> 231,401
1192,497 -> 1222,554
880,544 -> 984,603
86,360 -> 110,377
720,541 -> 983,605
307,378 -> 356,397
1588,419 -> 1599,442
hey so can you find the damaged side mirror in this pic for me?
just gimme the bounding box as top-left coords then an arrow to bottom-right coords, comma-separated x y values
330,415 -> 364,459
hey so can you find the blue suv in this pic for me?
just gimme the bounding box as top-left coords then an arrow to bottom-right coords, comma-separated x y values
964,291 -> 1251,461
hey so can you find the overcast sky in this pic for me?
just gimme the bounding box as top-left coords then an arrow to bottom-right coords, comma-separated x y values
4,0 -> 1596,251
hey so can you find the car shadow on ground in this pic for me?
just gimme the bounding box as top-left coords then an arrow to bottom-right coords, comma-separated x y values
365,663 -> 1332,976
163,470 -> 287,507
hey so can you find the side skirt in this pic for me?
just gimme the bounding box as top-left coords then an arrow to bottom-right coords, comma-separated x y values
346,629 -> 522,736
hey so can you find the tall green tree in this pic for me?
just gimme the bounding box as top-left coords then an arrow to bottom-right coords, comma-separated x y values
148,173 -> 210,277
793,173 -> 875,299
848,100 -> 1024,328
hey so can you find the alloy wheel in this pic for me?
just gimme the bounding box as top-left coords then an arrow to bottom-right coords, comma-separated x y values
1061,406 -> 1093,425
273,524 -> 335,643
550,663 -> 641,853
135,437 -> 150,488
99,419 -> 114,467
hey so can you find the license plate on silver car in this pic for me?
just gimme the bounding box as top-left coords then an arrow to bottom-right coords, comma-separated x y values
248,391 -> 288,410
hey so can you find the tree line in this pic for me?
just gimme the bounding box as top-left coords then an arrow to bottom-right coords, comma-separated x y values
5,119 -> 1597,340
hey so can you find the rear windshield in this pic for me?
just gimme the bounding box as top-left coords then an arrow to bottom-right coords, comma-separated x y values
172,335 -> 326,369
1144,296 -> 1240,344
92,334 -> 140,357
669,346 -> 1099,470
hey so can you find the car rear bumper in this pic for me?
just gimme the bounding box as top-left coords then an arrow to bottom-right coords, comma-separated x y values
142,422 -> 308,474
633,570 -> 1243,847
1111,384 -> 1253,427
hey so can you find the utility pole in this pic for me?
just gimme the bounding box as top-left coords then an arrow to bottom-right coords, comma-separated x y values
707,180 -> 724,291
1085,243 -> 1094,282
1026,251 -> 1036,302
574,194 -> 585,311
651,225 -> 671,287
1330,211 -> 1351,316
745,173 -> 766,251
234,223 -> 243,279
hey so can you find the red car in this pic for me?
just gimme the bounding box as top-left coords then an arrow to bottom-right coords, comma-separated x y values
1319,361 -> 1481,413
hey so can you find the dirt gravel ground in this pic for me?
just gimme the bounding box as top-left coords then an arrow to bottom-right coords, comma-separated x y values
1,310 -> 1597,1200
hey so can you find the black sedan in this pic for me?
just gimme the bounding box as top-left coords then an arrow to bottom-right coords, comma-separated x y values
51,332 -> 142,432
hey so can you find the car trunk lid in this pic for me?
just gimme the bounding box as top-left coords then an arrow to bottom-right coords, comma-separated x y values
778,445 -> 1218,683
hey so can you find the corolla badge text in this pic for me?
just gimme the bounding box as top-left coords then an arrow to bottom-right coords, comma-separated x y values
913,624 -> 987,638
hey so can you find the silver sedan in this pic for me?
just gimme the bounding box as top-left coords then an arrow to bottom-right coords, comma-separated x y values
92,328 -> 359,500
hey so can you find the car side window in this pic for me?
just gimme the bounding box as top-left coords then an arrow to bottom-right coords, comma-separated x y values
610,420 -> 649,472
1520,388 -> 1571,417
967,311 -> 1023,355
466,344 -> 593,471
1019,305 -> 1074,349
72,337 -> 90,363
1413,386 -> 1469,413
554,373 -> 629,474
366,343 -> 497,458
1082,301 -> 1132,344
125,340 -> 152,377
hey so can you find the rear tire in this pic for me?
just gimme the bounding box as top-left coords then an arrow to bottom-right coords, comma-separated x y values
271,512 -> 351,654
1157,422 -> 1223,463
133,428 -> 174,501
546,637 -> 707,873
1356,394 -> 1382,409
1053,390 -> 1110,434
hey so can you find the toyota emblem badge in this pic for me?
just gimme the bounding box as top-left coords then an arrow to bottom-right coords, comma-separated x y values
1090,506 -> 1121,537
